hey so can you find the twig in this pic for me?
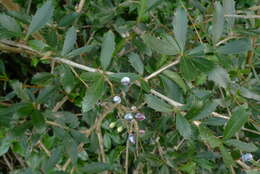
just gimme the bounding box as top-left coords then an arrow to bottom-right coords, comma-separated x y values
45,120 -> 70,130
52,96 -> 69,112
76,0 -> 86,13
1,40 -> 259,135
236,160 -> 251,170
225,14 -> 260,19
216,36 -> 241,46
144,58 -> 180,81
3,154 -> 13,171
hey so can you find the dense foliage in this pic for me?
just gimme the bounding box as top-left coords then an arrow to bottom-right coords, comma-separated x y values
0,0 -> 260,173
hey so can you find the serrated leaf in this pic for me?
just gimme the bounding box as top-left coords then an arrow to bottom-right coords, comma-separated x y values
36,85 -> 58,104
225,139 -> 257,152
31,109 -> 45,128
142,34 -> 178,55
145,94 -> 172,113
58,12 -> 79,27
43,147 -> 62,172
192,101 -> 218,120
67,45 -> 95,58
128,53 -> 144,74
217,39 -> 251,54
82,77 -> 105,112
172,8 -> 187,52
224,106 -> 248,139
163,70 -> 187,93
27,1 -> 53,36
192,58 -> 215,73
31,72 -> 54,85
223,0 -> 235,31
61,26 -> 77,56
199,126 -> 222,148
180,57 -> 200,81
100,31 -> 115,70
212,2 -> 224,43
176,115 -> 192,139
220,145 -> 234,166
66,138 -> 78,165
240,87 -> 260,101
0,13 -> 21,34
59,65 -> 76,93
208,66 -> 230,88
10,80 -> 30,101
81,162 -> 113,173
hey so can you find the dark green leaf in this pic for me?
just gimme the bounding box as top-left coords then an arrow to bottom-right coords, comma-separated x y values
224,106 -> 248,139
31,109 -> 45,128
217,39 -> 251,54
128,53 -> 144,74
212,2 -> 224,43
239,87 -> 260,101
220,145 -> 234,167
82,77 -> 105,112
10,80 -> 30,101
223,0 -> 235,31
27,1 -> 53,36
145,94 -> 172,112
31,72 -> 54,85
225,139 -> 257,152
0,13 -> 21,34
180,57 -> 199,81
0,136 -> 12,156
163,70 -> 187,93
66,138 -> 78,165
176,115 -> 192,139
100,31 -> 115,70
81,162 -> 113,173
43,147 -> 62,172
142,34 -> 178,55
58,12 -> 79,27
208,66 -> 230,88
192,101 -> 218,120
59,65 -> 76,93
37,85 -> 58,104
172,8 -> 188,52
67,45 -> 95,58
199,126 -> 222,148
61,26 -> 77,56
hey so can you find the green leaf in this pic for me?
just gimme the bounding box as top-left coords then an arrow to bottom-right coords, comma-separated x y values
239,87 -> 260,101
145,94 -> 172,113
58,12 -> 79,27
27,1 -> 54,36
217,39 -> 251,54
176,115 -> 192,139
43,147 -> 62,172
192,58 -> 215,73
82,77 -> 105,112
31,72 -> 54,85
212,2 -> 224,43
208,66 -> 230,88
180,57 -> 200,81
104,134 -> 111,149
128,53 -> 144,74
220,145 -> 234,167
225,139 -> 257,152
31,109 -> 45,128
65,138 -> 78,165
81,162 -> 113,173
172,8 -> 188,52
224,106 -> 248,139
67,45 -> 95,58
59,65 -> 76,93
61,26 -> 77,56
0,13 -> 21,34
159,165 -> 170,174
223,0 -> 235,31
142,34 -> 178,55
100,31 -> 115,70
0,136 -> 12,156
199,126 -> 222,148
10,80 -> 30,101
191,101 -> 218,120
163,70 -> 187,93
37,85 -> 58,104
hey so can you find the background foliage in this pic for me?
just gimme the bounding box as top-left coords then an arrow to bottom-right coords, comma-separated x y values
0,0 -> 260,173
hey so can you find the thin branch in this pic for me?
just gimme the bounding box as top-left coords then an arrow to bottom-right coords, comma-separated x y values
225,14 -> 260,19
1,40 -> 259,135
3,154 -> 13,171
76,0 -> 86,13
144,58 -> 180,81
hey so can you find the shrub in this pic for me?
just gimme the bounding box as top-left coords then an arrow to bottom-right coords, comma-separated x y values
0,0 -> 259,173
